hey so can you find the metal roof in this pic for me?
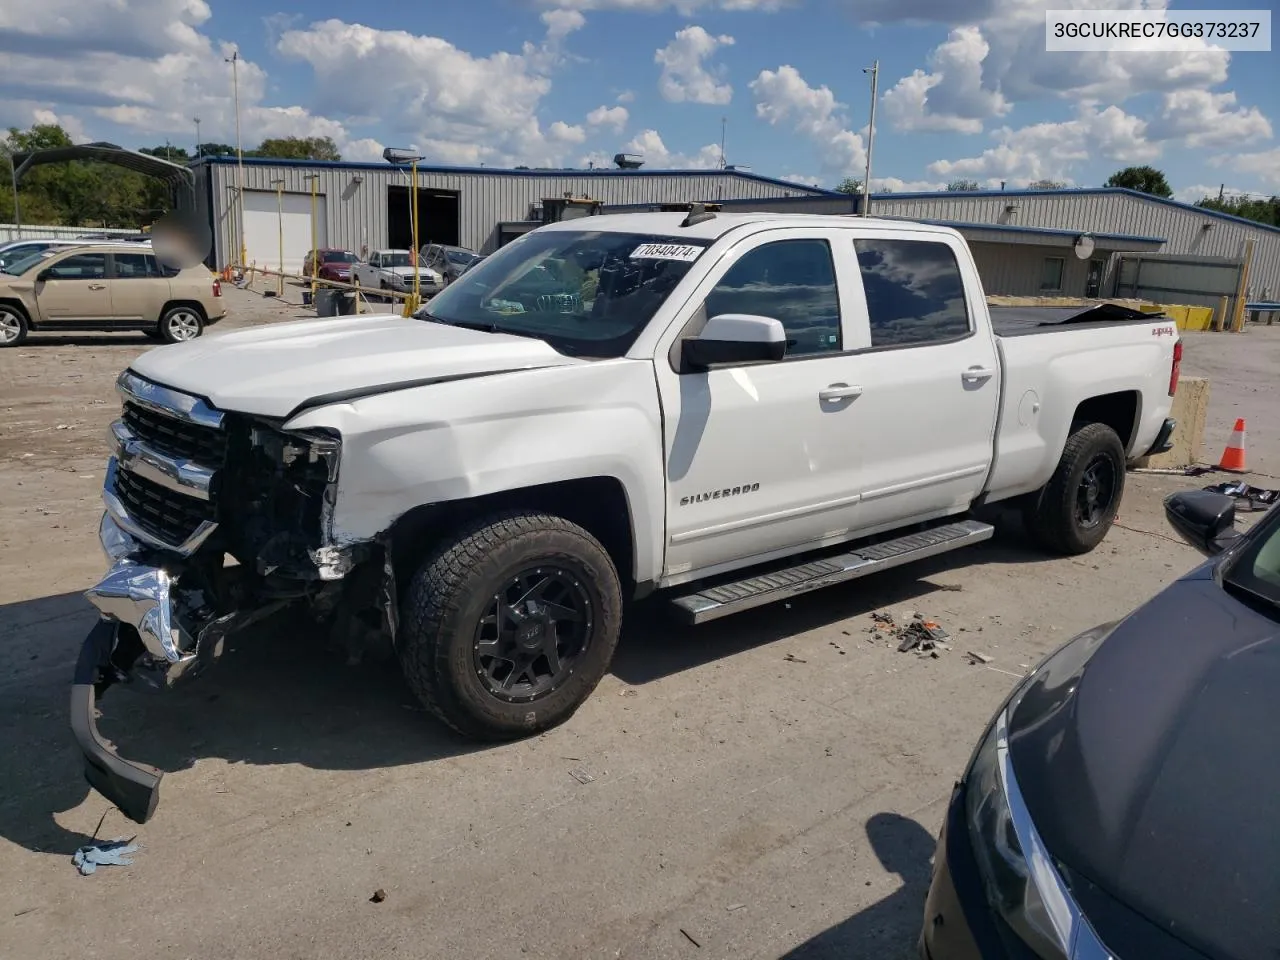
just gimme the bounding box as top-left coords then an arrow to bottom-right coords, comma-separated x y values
905,217 -> 1166,246
188,154 -> 838,197
869,187 -> 1280,237
12,141 -> 194,188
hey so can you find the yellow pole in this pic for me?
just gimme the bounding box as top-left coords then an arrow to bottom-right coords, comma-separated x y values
405,158 -> 420,318
307,175 -> 318,303
275,180 -> 284,297
1231,238 -> 1255,333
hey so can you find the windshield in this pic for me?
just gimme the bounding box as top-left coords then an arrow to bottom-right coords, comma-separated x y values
446,249 -> 479,265
1,249 -> 58,276
322,251 -> 358,263
1224,506 -> 1280,606
422,229 -> 710,358
383,252 -> 420,268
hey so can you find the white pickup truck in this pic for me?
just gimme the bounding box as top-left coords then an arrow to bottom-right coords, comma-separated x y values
75,211 -> 1180,821
349,248 -> 443,298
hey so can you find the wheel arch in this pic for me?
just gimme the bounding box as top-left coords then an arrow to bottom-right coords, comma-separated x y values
1071,391 -> 1139,454
160,299 -> 208,322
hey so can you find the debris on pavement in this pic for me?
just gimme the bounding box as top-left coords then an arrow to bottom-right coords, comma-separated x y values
726,903 -> 747,912
680,928 -> 702,948
782,653 -> 808,664
569,768 -> 596,784
867,611 -> 953,655
966,651 -> 994,665
1204,480 -> 1279,512
72,838 -> 138,876
369,888 -> 387,903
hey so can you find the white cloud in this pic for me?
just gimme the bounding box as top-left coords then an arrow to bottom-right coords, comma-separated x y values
540,8 -> 587,39
549,120 -> 587,143
30,107 -> 89,144
1148,90 -> 1271,149
655,26 -> 735,105
276,16 -> 589,167
881,27 -> 1010,134
622,128 -> 723,168
586,104 -> 629,131
781,173 -> 823,187
616,90 -> 636,103
749,65 -> 866,175
534,0 -> 790,11
928,103 -> 1160,183
872,177 -> 949,192
1223,149 -> 1280,190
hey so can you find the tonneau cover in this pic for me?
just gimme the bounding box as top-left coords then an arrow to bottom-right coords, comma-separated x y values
990,302 -> 1166,337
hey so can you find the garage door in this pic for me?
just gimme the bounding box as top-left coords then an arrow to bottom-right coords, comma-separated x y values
242,190 -> 329,276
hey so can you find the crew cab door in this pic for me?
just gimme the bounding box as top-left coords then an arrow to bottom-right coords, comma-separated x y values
653,228 -> 869,581
108,251 -> 167,322
836,231 -> 1000,531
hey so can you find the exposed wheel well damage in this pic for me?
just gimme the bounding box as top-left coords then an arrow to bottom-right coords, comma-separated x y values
1072,391 -> 1138,452
386,477 -> 637,594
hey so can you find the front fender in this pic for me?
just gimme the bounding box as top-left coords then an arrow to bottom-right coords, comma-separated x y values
285,359 -> 667,584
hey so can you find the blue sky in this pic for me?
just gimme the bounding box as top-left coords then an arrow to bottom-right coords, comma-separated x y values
1,0 -> 1276,201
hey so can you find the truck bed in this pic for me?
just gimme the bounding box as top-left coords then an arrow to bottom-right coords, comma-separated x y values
990,302 -> 1165,338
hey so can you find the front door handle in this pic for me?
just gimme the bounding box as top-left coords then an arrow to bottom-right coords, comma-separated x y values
88,283 -> 107,291
961,366 -> 995,383
819,383 -> 863,401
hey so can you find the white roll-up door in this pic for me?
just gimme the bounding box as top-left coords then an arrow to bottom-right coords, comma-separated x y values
242,190 -> 328,275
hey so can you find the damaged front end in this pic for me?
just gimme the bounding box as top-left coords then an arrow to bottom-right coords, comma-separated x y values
74,371 -> 373,823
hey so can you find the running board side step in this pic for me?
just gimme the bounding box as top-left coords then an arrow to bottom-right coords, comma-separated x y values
669,519 -> 995,625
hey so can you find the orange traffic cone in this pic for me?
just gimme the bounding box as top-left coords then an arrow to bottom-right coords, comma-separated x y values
1218,418 -> 1248,473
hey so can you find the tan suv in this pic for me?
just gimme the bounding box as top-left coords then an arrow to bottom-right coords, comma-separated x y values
0,244 -> 226,347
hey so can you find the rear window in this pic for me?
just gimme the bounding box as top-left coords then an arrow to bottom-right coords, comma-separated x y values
322,251 -> 358,263
854,239 -> 971,348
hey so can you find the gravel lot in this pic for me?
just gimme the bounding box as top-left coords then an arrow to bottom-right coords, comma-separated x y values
2,289 -> 1276,960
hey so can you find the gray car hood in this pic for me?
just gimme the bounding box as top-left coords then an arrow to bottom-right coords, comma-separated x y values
1009,571 -> 1280,960
129,315 -> 574,419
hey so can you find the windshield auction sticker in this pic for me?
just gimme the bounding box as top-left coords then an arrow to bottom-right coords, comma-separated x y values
630,243 -> 703,262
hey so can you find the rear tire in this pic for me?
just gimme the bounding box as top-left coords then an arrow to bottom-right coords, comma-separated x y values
399,510 -> 623,741
0,304 -> 29,347
1024,422 -> 1126,555
158,305 -> 204,343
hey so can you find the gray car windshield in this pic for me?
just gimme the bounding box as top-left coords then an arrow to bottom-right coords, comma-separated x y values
384,252 -> 418,267
421,230 -> 710,358
1225,507 -> 1280,608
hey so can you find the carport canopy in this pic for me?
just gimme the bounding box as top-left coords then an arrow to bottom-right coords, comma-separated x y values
11,141 -> 194,190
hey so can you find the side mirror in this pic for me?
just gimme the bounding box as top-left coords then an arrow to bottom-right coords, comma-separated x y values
682,313 -> 787,369
1164,490 -> 1242,556
37,268 -> 53,282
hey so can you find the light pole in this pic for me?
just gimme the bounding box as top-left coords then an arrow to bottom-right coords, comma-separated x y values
193,116 -> 201,158
860,60 -> 879,218
2,141 -> 20,237
225,50 -> 247,267
302,173 -> 319,303
270,177 -> 284,297
383,147 -> 425,317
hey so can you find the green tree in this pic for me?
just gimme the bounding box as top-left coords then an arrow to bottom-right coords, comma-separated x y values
139,144 -> 191,162
1104,165 -> 1173,198
1028,179 -> 1068,190
947,178 -> 980,191
833,177 -> 863,195
1195,193 -> 1280,227
253,135 -> 341,161
196,142 -> 238,157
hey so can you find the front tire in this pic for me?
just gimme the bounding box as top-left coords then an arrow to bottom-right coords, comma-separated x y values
1024,422 -> 1126,555
0,304 -> 29,347
399,511 -> 623,740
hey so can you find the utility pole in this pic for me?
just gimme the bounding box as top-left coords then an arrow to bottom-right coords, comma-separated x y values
720,116 -> 728,170
225,50 -> 247,267
1218,183 -> 1225,202
860,60 -> 879,218
194,117 -> 201,158
165,138 -> 172,162
4,141 -> 21,236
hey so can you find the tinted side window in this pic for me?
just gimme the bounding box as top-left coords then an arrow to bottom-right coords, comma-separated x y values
45,253 -> 107,280
114,253 -> 158,278
704,239 -> 841,357
854,239 -> 971,348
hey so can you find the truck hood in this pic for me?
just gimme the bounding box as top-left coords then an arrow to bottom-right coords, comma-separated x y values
128,315 -> 576,419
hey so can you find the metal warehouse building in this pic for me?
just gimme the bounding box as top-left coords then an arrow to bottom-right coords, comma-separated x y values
185,156 -> 830,274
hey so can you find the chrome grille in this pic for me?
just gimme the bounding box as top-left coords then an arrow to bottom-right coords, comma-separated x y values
113,467 -> 216,546
123,401 -> 227,464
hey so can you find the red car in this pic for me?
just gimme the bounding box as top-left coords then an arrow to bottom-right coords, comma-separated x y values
301,248 -> 359,283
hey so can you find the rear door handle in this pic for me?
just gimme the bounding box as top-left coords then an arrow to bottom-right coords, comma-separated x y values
961,366 -> 995,383
819,383 -> 863,401
88,283 -> 107,291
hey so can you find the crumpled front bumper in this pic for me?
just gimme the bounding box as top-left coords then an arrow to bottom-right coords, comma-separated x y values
72,513 -> 278,823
